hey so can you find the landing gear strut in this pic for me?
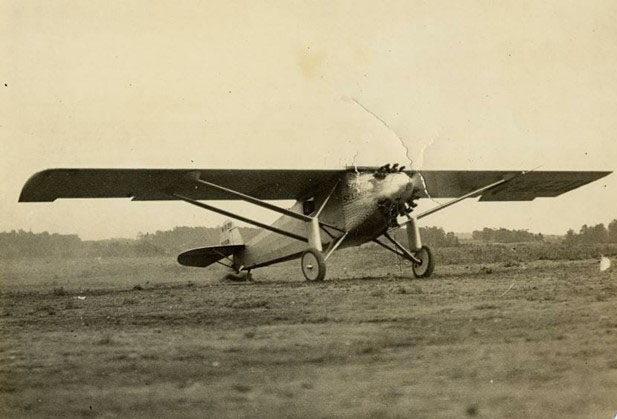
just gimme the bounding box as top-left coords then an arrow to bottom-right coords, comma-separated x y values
377,228 -> 436,279
301,248 -> 326,281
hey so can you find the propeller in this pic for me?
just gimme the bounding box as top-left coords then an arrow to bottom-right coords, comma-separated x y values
374,162 -> 408,179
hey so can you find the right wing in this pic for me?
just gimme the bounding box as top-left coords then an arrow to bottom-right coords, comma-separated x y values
19,168 -> 344,202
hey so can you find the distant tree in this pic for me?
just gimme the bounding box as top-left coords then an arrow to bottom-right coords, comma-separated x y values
393,226 -> 459,247
564,229 -> 577,244
594,224 -> 609,243
578,223 -> 608,243
608,219 -> 617,243
445,232 -> 459,246
470,227 -> 543,243
420,226 -> 460,247
565,222 -> 614,244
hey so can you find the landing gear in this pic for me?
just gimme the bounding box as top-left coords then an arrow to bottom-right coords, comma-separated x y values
412,245 -> 434,278
376,231 -> 436,279
301,248 -> 326,281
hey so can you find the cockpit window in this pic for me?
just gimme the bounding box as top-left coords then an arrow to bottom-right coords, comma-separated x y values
303,199 -> 315,215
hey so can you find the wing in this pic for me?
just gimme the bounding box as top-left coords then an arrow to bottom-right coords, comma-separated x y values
177,244 -> 244,268
19,168 -> 611,203
18,168 -> 344,202
413,170 -> 611,201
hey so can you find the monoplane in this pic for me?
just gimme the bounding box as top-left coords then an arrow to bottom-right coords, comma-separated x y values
19,166 -> 610,280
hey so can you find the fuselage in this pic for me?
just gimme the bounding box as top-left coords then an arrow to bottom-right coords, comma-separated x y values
235,170 -> 419,269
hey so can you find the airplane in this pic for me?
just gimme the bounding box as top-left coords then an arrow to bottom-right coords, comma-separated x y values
19,165 -> 611,281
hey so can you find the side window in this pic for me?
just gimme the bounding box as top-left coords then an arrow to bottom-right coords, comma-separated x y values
303,199 -> 315,215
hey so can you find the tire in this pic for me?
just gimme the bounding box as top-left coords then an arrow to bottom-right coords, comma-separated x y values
301,248 -> 327,281
412,245 -> 435,278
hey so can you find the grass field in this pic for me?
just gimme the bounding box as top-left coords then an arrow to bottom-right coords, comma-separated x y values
1,246 -> 616,418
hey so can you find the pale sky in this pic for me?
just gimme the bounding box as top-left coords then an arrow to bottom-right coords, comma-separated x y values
1,0 -> 615,240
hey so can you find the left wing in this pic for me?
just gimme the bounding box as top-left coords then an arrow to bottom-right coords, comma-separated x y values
410,170 -> 611,201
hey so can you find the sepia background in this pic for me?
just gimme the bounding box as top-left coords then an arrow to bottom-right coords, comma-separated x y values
2,3 -> 617,419
1,0 -> 615,238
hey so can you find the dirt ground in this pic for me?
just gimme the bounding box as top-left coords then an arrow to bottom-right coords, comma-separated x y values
1,254 -> 616,418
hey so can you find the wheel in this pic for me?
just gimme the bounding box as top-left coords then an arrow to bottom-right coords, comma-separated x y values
301,248 -> 326,281
412,245 -> 435,278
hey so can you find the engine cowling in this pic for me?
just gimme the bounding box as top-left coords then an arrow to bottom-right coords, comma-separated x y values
374,163 -> 421,226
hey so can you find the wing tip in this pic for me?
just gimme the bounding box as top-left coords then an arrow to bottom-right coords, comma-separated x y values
19,169 -> 59,202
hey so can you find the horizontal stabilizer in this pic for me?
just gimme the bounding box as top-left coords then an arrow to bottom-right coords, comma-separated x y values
177,244 -> 244,268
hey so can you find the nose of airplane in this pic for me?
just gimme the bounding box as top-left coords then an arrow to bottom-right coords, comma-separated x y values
386,172 -> 416,200
406,172 -> 423,197
398,172 -> 419,199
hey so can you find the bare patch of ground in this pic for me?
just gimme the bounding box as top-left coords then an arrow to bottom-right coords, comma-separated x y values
0,255 -> 616,418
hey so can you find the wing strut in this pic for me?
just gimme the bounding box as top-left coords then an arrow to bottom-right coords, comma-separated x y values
415,177 -> 513,220
324,232 -> 348,261
372,236 -> 420,264
188,174 -> 314,222
172,193 -> 308,243
315,180 -> 340,218
184,173 -> 344,233
382,232 -> 421,263
171,173 -> 349,252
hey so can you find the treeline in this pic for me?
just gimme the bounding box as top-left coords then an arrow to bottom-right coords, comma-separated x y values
2,220 -> 615,259
0,230 -> 164,259
0,225 -> 459,259
0,227 -> 257,259
472,228 -> 544,243
0,230 -> 83,259
564,220 -> 617,244
137,226 -> 260,254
